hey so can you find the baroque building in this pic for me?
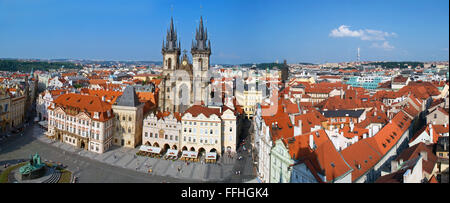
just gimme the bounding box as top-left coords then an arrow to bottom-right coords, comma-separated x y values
46,93 -> 114,153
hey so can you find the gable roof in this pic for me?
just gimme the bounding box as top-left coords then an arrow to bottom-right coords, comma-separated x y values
183,105 -> 222,118
341,138 -> 382,182
287,130 -> 352,183
396,142 -> 437,175
51,93 -> 113,121
115,86 -> 141,107
364,111 -> 411,156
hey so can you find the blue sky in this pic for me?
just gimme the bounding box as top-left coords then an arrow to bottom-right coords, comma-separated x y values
0,0 -> 448,64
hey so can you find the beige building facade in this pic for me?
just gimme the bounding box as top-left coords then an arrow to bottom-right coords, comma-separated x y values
112,86 -> 144,148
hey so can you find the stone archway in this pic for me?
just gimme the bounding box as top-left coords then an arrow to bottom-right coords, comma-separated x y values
198,148 -> 206,158
153,142 -> 160,147
190,147 -> 195,152
163,144 -> 170,152
172,145 -> 177,150
210,148 -> 217,153
182,146 -> 188,151
80,140 -> 86,149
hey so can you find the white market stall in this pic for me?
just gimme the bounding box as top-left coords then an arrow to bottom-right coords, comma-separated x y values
165,149 -> 179,159
138,145 -> 162,158
205,152 -> 217,163
180,151 -> 199,162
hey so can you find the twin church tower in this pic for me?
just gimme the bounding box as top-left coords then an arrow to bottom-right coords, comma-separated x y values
158,16 -> 212,113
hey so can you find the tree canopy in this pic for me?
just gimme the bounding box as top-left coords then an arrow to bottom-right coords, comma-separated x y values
0,59 -> 82,72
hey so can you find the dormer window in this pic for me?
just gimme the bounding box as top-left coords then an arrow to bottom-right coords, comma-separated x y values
94,112 -> 99,119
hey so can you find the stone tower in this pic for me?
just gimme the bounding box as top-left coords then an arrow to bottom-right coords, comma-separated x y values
159,17 -> 181,112
191,16 -> 211,105
112,86 -> 144,148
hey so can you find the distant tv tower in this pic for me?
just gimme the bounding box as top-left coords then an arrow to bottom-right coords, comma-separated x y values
357,47 -> 360,62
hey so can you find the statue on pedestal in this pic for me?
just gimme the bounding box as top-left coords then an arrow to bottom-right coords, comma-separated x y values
19,153 -> 46,180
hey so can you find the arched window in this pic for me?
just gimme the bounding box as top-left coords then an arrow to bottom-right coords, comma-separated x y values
199,58 -> 203,70
168,58 -> 172,69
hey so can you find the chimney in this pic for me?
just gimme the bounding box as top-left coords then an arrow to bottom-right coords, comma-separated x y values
420,151 -> 428,161
429,124 -> 433,143
391,160 -> 399,172
309,134 -> 315,150
289,114 -> 295,124
298,120 -> 302,135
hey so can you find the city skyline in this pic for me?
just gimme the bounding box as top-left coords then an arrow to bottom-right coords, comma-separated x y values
0,0 -> 448,64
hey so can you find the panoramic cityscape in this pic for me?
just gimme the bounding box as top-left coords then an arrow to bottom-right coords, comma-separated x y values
0,0 -> 448,186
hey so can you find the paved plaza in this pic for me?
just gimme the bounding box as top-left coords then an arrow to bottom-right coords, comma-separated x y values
0,121 -> 256,183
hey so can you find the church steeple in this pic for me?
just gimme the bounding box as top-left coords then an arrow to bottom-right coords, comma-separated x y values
162,17 -> 180,52
192,16 -> 211,52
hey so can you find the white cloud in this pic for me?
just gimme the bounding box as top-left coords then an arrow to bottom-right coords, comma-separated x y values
330,25 -> 397,41
371,41 -> 395,50
329,25 -> 363,38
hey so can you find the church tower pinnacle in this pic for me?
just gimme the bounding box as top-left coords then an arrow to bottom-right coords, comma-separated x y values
162,17 -> 181,70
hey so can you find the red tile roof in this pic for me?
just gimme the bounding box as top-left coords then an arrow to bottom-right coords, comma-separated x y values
89,79 -> 108,85
364,111 -> 411,156
183,105 -> 222,118
341,139 -> 382,182
293,110 -> 327,134
396,142 -> 437,175
428,175 -> 439,183
287,129 -> 353,182
50,93 -> 113,121
433,124 -> 449,135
